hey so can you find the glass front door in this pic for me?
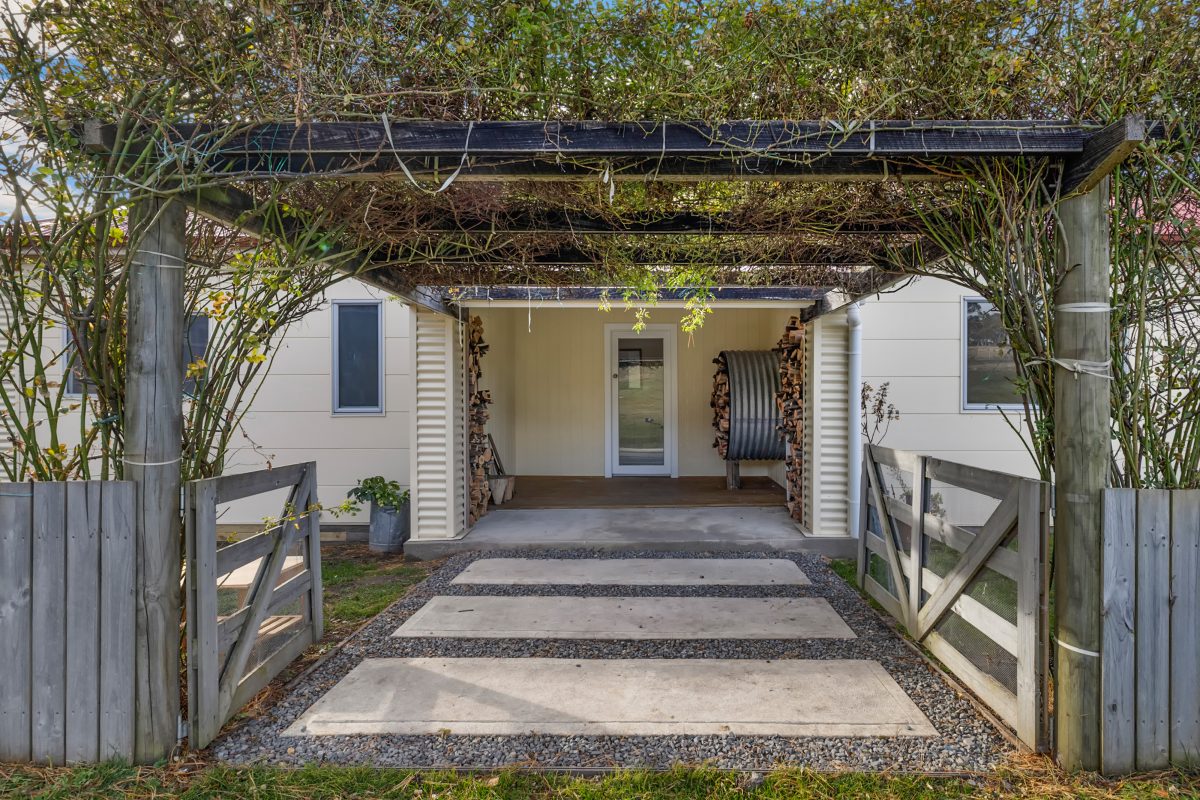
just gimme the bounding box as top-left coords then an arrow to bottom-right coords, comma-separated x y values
609,329 -> 674,475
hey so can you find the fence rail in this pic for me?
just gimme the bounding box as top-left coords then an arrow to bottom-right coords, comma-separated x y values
184,463 -> 322,749
1101,488 -> 1200,773
857,446 -> 1051,751
0,481 -> 136,763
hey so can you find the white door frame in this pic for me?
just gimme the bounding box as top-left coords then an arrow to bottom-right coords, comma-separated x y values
604,324 -> 678,478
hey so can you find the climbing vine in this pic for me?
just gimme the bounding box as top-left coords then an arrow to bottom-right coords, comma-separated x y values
1,0 -> 1197,486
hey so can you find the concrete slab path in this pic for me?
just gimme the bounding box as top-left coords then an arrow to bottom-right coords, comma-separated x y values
285,657 -> 937,737
404,507 -> 856,559
393,595 -> 856,639
451,557 -> 810,586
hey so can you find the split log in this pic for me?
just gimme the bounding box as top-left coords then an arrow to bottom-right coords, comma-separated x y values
466,315 -> 493,526
710,352 -> 731,459
775,316 -> 806,521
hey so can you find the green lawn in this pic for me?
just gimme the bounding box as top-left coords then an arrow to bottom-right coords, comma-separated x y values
308,547 -> 435,644
3,761 -> 1195,799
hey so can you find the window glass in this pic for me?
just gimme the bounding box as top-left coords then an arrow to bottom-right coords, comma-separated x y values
64,315 -> 208,396
334,302 -> 382,412
182,316 -> 210,396
963,299 -> 1023,408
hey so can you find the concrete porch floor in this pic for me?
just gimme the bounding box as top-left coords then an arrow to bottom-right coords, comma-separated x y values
498,475 -> 786,509
404,506 -> 857,559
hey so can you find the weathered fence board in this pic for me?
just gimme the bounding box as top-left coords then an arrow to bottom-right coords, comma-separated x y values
98,482 -> 135,760
0,484 -> 33,762
1101,489 -> 1136,774
186,463 -> 322,749
859,446 -> 1050,751
0,481 -> 137,764
65,482 -> 101,763
1102,488 -> 1200,773
1136,490 -> 1171,770
31,482 -> 67,764
1170,493 -> 1200,764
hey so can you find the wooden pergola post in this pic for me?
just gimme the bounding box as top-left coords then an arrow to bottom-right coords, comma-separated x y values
125,195 -> 186,762
1052,176 -> 1112,772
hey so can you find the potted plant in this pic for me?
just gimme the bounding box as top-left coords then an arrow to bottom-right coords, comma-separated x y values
347,476 -> 410,553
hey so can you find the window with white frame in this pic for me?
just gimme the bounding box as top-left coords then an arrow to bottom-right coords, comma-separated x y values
962,298 -> 1024,410
63,316 -> 209,396
332,300 -> 384,414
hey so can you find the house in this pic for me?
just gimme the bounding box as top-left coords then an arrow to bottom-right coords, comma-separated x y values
212,273 -> 1036,552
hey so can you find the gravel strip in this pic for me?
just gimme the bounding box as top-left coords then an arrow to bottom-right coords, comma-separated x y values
212,549 -> 1013,773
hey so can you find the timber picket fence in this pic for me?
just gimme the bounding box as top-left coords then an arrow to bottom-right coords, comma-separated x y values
0,481 -> 136,763
1100,488 -> 1200,773
184,462 -> 323,749
858,446 -> 1051,751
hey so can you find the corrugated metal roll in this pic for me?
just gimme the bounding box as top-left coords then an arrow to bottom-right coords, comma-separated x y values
723,350 -> 785,460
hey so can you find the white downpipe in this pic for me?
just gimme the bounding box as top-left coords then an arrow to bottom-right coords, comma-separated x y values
846,303 -> 863,538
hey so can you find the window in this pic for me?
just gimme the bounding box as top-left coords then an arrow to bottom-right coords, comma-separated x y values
63,316 -> 209,396
962,298 -> 1023,410
332,300 -> 384,414
182,316 -> 210,396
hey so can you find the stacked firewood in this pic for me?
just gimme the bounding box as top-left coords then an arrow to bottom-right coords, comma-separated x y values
775,316 -> 806,521
710,352 -> 732,459
466,315 -> 493,526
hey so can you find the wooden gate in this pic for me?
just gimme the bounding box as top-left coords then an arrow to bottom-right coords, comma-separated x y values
184,463 -> 323,749
857,446 -> 1051,750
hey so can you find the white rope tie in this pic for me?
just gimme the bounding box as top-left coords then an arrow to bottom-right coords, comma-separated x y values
1027,355 -> 1113,379
122,456 -> 182,467
1055,637 -> 1100,659
382,114 -> 473,194
1056,302 -> 1113,313
128,250 -> 188,269
1051,357 -> 1112,379
128,260 -> 188,269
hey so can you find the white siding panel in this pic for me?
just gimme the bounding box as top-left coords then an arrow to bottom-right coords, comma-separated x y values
861,339 -> 961,377
223,448 -> 409,484
409,309 -> 461,540
858,275 -> 1036,484
236,411 -> 410,450
805,311 -> 851,538
248,374 -> 412,413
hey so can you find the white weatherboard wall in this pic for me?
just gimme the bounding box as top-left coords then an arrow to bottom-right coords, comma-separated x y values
804,309 -> 851,537
470,305 -> 799,478
220,280 -> 411,525
857,276 -> 1036,525
408,307 -> 466,541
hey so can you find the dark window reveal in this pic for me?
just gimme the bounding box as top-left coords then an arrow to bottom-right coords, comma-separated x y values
333,301 -> 383,413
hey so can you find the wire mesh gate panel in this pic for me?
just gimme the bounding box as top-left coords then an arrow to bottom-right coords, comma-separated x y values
0,481 -> 136,763
184,463 -> 323,749
857,446 -> 1050,750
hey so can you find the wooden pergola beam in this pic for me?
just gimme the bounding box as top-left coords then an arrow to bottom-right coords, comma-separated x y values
129,119 -> 1093,156
387,210 -> 921,236
439,285 -> 830,303
1058,115 -> 1146,196
83,119 -> 1099,182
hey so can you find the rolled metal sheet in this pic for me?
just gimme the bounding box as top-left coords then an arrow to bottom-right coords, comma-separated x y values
722,350 -> 785,461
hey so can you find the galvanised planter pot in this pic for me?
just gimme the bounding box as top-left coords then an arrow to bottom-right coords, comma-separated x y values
368,500 -> 410,554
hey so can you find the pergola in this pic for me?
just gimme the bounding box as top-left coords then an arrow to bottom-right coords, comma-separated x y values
89,115 -> 1146,771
